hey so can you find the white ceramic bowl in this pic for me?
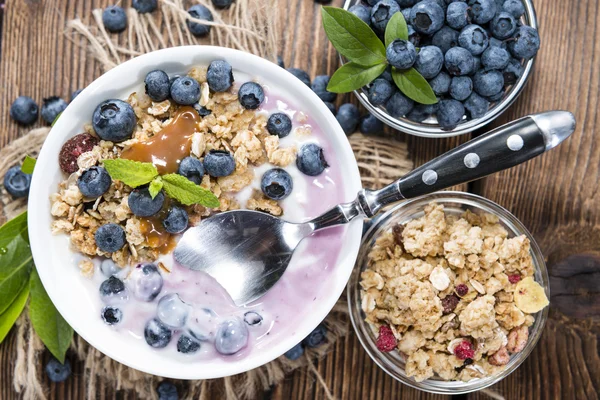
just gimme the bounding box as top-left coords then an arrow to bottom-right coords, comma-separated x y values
28,46 -> 363,379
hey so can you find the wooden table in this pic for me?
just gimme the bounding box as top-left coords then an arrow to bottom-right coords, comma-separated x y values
1,0 -> 598,399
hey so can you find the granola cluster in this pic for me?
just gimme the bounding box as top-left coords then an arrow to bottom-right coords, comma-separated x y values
50,66 -> 304,268
361,202 -> 544,382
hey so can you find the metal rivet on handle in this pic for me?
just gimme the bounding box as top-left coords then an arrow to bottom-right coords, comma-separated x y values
507,135 -> 524,151
464,153 -> 480,168
422,170 -> 438,185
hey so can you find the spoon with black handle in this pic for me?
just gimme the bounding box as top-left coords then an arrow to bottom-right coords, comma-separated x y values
174,111 -> 576,306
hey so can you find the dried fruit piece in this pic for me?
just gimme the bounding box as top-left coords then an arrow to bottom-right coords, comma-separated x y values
488,346 -> 510,366
392,224 -> 404,246
455,283 -> 469,297
514,277 -> 549,313
506,325 -> 529,353
453,340 -> 475,360
59,133 -> 99,174
376,325 -> 397,352
441,294 -> 460,314
508,274 -> 522,284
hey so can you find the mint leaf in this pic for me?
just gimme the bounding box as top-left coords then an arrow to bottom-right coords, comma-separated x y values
29,269 -> 73,364
0,212 -> 33,315
392,67 -> 438,105
103,159 -> 159,188
0,283 -> 29,344
51,112 -> 62,127
149,177 -> 163,199
328,62 -> 387,93
385,11 -> 409,47
321,6 -> 386,67
161,174 -> 220,208
21,156 -> 36,174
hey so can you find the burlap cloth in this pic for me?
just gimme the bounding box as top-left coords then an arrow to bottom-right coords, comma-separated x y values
0,1 -> 414,399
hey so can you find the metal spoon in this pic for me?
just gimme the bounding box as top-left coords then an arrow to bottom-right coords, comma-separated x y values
174,111 -> 576,306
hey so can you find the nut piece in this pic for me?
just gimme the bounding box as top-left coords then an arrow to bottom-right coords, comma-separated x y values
488,346 -> 510,366
470,279 -> 486,294
506,325 -> 529,353
429,266 -> 450,291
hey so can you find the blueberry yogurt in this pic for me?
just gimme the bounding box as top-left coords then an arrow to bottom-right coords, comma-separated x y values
51,61 -> 348,362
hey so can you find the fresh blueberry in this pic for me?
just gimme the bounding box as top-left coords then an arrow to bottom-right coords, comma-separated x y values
490,11 -> 517,39
131,263 -> 163,301
178,156 -> 204,184
101,306 -> 122,325
95,224 -> 126,253
186,5 -> 213,37
446,1 -> 470,30
261,168 -> 293,200
424,0 -> 447,10
324,102 -> 337,115
203,150 -> 235,177
243,311 -> 263,326
277,55 -> 285,68
481,46 -> 510,70
349,4 -> 372,24
371,0 -> 401,33
10,96 -> 38,125
472,55 -> 482,71
458,25 -> 489,55
162,206 -> 189,234
100,259 -> 119,277
128,187 -> 165,217
177,334 -> 201,354
207,60 -> 234,92
157,293 -> 191,329
449,76 -> 473,101
487,89 -> 505,102
311,75 -> 336,103
445,46 -> 475,75
296,143 -> 328,176
303,324 -> 327,347
3,166 -> 31,198
41,97 -> 68,124
464,92 -> 490,118
502,57 -> 524,85
145,70 -> 170,102
437,99 -> 465,130
286,68 -> 311,87
92,99 -> 136,142
45,358 -> 71,383
431,26 -> 458,54
336,103 -> 360,135
401,7 -> 412,22
157,382 -> 179,400
133,0 -> 158,13
508,25 -> 540,59
385,91 -> 414,118
212,0 -> 234,8
407,25 -> 422,47
489,37 -> 507,49
187,308 -> 217,341
103,6 -> 127,33
473,69 -> 504,97
145,318 -> 172,348
194,104 -> 212,117
368,78 -> 395,106
360,114 -> 384,135
398,0 -> 418,5
71,89 -> 83,101
414,45 -> 444,79
365,0 -> 380,4
77,166 -> 111,198
238,82 -> 265,109
267,113 -> 293,138
503,0 -> 525,17
386,39 -> 417,70
284,343 -> 304,360
410,1 -> 445,35
407,103 -> 438,122
99,276 -> 128,302
170,77 -> 201,105
468,0 -> 497,24
429,71 -> 452,95
215,318 -> 249,355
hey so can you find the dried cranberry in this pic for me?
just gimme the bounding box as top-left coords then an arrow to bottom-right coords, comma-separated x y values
442,294 -> 460,314
59,133 -> 99,174
455,283 -> 469,297
454,340 -> 475,360
392,224 -> 404,246
376,325 -> 397,352
508,274 -> 522,284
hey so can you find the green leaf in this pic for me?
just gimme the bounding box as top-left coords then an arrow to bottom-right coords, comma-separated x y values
327,62 -> 388,93
51,112 -> 62,127
392,67 -> 438,105
103,159 -> 159,188
321,6 -> 386,66
29,269 -> 73,364
385,11 -> 409,47
149,177 -> 163,199
0,212 -> 33,316
21,156 -> 37,174
0,283 -> 29,344
161,174 -> 220,208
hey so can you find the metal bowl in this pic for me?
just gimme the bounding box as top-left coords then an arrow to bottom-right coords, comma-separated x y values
342,0 -> 538,138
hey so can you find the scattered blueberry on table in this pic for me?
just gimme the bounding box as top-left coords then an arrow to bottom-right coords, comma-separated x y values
3,166 -> 31,198
45,358 -> 72,383
71,89 -> 83,101
302,324 -> 327,348
311,75 -> 337,102
41,96 -> 68,125
286,68 -> 311,87
336,103 -> 360,135
360,113 -> 384,135
212,0 -> 235,9
284,343 -> 304,360
10,96 -> 38,125
157,381 -> 179,400
133,0 -> 158,14
102,6 -> 127,33
186,5 -> 213,37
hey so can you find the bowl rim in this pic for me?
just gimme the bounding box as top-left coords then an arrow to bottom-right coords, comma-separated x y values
342,0 -> 539,138
27,45 -> 364,380
347,191 -> 550,394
